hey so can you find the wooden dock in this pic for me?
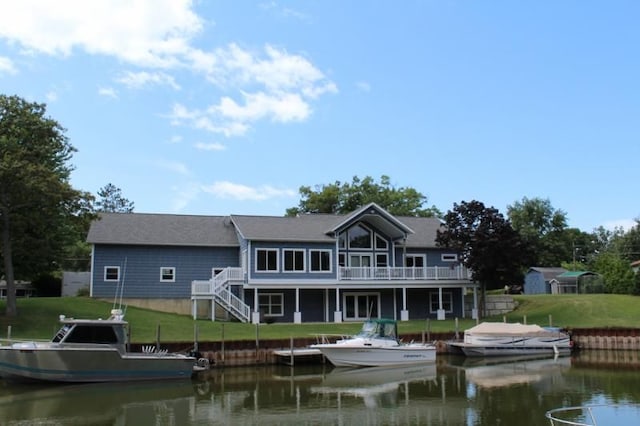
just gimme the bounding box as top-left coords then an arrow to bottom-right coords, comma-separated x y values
272,348 -> 324,366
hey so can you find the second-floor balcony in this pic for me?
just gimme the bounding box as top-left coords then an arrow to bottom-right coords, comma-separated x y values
338,265 -> 470,281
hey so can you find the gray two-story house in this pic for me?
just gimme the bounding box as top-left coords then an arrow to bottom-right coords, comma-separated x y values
87,203 -> 479,323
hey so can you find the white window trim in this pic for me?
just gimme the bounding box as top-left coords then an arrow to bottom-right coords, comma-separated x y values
255,248 -> 279,273
343,292 -> 381,321
310,249 -> 332,273
429,292 -> 453,314
259,292 -> 284,317
348,223 -> 373,249
104,266 -> 120,282
375,253 -> 388,267
375,234 -> 388,249
160,266 -> 176,282
441,253 -> 458,262
283,249 -> 306,273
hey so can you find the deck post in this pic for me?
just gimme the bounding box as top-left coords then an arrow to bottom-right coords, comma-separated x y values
400,288 -> 409,321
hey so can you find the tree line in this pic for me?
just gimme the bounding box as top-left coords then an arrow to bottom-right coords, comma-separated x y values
2,94 -> 639,317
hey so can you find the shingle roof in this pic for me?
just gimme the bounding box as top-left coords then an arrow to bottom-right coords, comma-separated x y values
230,214 -> 342,242
395,216 -> 444,248
87,213 -> 239,247
88,210 -> 445,248
230,212 -> 443,247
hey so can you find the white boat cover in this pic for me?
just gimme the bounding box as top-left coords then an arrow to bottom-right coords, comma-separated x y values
465,322 -> 556,336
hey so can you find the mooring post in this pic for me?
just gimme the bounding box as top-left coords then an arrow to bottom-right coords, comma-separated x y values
255,322 -> 260,363
290,336 -> 294,366
7,325 -> 11,341
549,314 -> 553,327
455,318 -> 459,340
156,324 -> 161,351
194,323 -> 199,353
221,323 -> 225,366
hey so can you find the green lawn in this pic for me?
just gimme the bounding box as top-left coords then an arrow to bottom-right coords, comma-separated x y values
0,294 -> 637,344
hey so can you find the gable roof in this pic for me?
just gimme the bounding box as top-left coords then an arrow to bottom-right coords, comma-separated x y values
329,202 -> 415,241
87,213 -> 239,247
527,267 -> 568,280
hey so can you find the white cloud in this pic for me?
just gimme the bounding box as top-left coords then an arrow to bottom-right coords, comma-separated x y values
356,81 -> 371,92
155,160 -> 191,176
117,71 -> 180,90
194,142 -> 226,151
169,135 -> 183,144
0,56 -> 17,74
0,0 -> 202,68
216,91 -> 310,123
202,181 -> 296,201
45,91 -> 58,102
169,43 -> 337,135
170,182 -> 201,212
98,87 -> 118,99
0,2 -> 337,139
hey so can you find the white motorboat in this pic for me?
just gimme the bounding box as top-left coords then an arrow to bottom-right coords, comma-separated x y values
447,322 -> 572,357
310,364 -> 437,408
310,318 -> 436,367
0,309 -> 202,383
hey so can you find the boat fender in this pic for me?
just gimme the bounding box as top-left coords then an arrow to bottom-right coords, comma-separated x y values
197,358 -> 210,369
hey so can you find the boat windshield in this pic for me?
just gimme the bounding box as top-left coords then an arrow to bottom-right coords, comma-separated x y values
356,320 -> 398,340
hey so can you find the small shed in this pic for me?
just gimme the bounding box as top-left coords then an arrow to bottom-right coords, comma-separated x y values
524,267 -> 567,295
554,271 -> 601,294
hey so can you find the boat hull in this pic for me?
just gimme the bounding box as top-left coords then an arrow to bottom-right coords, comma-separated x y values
311,343 -> 436,367
0,344 -> 195,383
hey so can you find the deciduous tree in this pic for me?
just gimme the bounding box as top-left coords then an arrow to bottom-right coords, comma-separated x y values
0,95 -> 88,316
436,200 -> 534,299
286,175 -> 441,217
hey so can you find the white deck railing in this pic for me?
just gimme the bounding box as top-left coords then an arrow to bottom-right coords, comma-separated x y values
338,266 -> 470,281
191,267 -> 249,322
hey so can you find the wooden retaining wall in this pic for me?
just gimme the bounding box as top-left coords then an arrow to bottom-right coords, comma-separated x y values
132,328 -> 640,367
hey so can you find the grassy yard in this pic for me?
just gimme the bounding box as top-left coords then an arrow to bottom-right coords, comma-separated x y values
0,294 -> 637,344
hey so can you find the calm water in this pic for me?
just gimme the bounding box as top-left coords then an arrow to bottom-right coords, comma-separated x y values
1,350 -> 639,425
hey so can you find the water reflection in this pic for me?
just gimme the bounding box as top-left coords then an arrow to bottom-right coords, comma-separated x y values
0,350 -> 639,425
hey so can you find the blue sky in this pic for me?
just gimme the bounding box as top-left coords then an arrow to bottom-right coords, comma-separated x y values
1,1 -> 638,232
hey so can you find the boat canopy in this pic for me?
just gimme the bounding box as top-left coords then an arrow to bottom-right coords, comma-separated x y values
465,322 -> 556,336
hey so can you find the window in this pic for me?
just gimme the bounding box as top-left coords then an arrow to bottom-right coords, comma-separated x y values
259,293 -> 283,316
344,293 -> 379,320
338,233 -> 346,248
338,253 -> 346,267
104,266 -> 120,282
160,267 -> 176,282
376,254 -> 388,267
441,253 -> 458,262
348,224 -> 372,248
430,292 -> 453,313
406,255 -> 425,268
310,250 -> 332,272
256,249 -> 278,272
283,249 -> 305,272
375,235 -> 388,249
